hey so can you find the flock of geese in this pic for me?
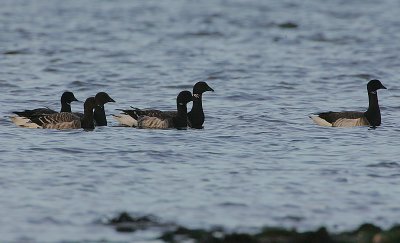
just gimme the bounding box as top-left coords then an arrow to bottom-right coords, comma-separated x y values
10,79 -> 386,130
10,81 -> 214,130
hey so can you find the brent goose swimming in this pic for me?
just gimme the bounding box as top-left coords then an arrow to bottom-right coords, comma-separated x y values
12,91 -> 79,117
114,91 -> 193,129
310,79 -> 387,127
114,81 -> 214,128
12,97 -> 96,129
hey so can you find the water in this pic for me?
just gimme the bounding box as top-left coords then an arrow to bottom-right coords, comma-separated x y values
1,0 -> 400,242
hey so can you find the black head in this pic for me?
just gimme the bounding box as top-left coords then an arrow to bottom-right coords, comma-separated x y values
94,92 -> 115,107
193,81 -> 214,95
177,91 -> 193,105
84,97 -> 96,111
367,79 -> 387,93
61,91 -> 79,104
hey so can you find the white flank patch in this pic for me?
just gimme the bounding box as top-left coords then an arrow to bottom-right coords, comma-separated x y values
10,116 -> 41,128
310,115 -> 332,127
113,114 -> 137,127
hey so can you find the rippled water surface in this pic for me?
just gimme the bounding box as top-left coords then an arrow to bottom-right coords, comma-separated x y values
1,0 -> 400,242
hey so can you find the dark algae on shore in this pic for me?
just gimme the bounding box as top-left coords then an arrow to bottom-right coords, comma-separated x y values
107,212 -> 171,233
107,212 -> 400,243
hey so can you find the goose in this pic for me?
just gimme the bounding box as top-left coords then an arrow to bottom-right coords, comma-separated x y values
13,97 -> 96,129
115,81 -> 214,128
12,91 -> 79,117
114,91 -> 193,129
310,79 -> 387,127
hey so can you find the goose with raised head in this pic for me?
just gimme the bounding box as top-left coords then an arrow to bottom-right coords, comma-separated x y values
310,79 -> 387,127
114,81 -> 213,128
114,91 -> 193,129
12,97 -> 96,129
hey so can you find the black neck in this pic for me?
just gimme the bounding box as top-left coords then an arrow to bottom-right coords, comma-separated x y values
94,106 -> 107,126
365,91 -> 381,126
192,93 -> 203,111
60,102 -> 72,112
188,93 -> 205,129
81,108 -> 95,129
174,103 -> 188,128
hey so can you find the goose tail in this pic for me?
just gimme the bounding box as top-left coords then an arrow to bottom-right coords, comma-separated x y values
10,116 -> 41,128
309,115 -> 332,127
112,114 -> 137,127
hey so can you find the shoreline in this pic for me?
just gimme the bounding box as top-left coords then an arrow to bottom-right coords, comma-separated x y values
107,212 -> 400,243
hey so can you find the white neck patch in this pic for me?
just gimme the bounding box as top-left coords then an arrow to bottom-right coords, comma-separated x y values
193,94 -> 200,99
369,91 -> 377,95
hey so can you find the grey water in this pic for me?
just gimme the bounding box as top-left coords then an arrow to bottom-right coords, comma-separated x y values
1,0 -> 400,242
